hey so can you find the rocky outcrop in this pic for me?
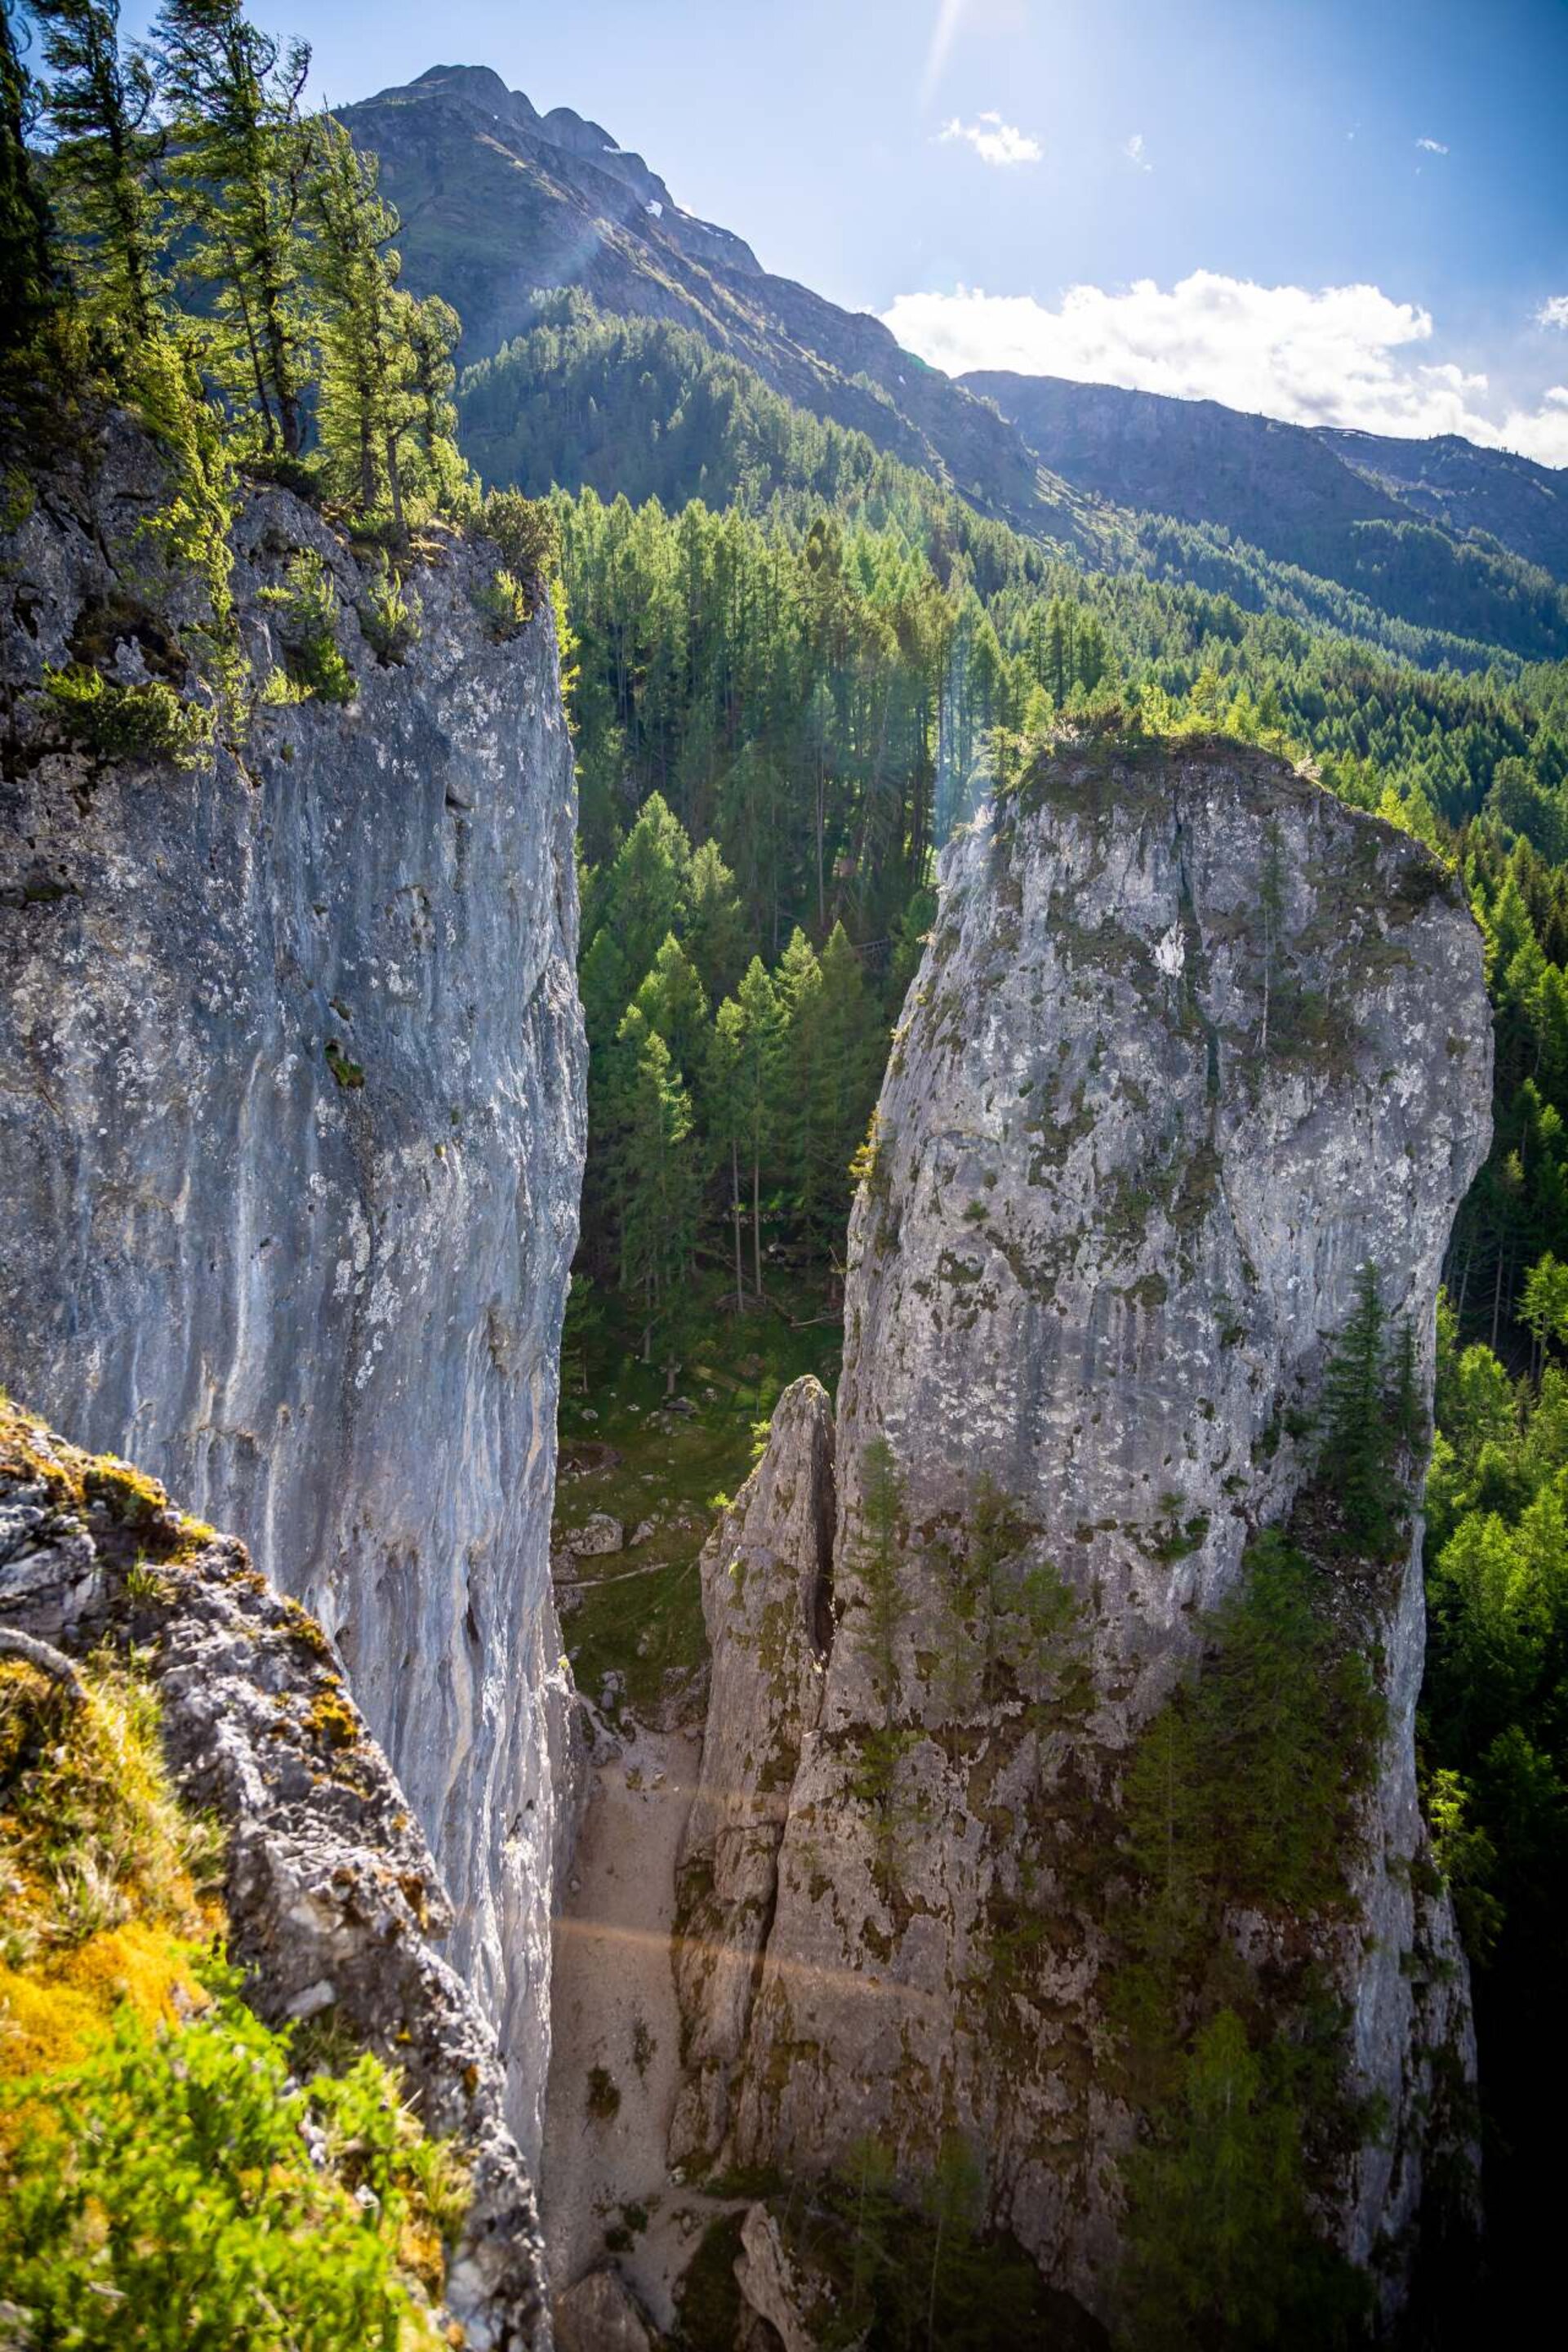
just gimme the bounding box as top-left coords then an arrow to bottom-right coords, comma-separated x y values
0,1399 -> 549,2349
0,414 -> 586,2154
676,735 -> 1492,2315
669,1376 -> 835,2166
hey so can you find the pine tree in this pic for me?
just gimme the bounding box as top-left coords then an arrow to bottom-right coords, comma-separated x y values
590,791 -> 693,989
152,0 -> 312,457
685,836 -> 747,1000
30,0 -> 159,341
729,955 -> 781,1299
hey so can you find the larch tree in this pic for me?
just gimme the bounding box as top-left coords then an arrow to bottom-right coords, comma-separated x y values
29,0 -> 159,341
305,109 -> 405,524
151,0 -> 311,457
1,0 -> 60,359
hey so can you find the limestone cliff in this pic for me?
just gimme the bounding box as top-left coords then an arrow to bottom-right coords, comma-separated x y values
0,1399 -> 549,2349
0,415 -> 586,2154
675,735 -> 1492,2316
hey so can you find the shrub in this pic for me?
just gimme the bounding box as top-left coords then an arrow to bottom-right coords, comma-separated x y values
0,1974 -> 467,2350
42,665 -> 212,764
474,567 -> 532,639
260,550 -> 356,703
586,2063 -> 621,2120
359,565 -> 421,664
482,488 -> 560,586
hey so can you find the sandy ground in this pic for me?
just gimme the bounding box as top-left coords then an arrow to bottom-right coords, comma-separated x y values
541,1717 -> 729,2330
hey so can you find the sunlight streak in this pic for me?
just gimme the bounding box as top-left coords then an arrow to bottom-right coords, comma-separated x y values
921,0 -> 969,108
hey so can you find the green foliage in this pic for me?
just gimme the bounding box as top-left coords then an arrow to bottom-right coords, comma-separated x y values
0,1967 -> 466,2349
1316,1261 -> 1418,1556
483,486 -> 561,584
29,0 -> 159,342
1111,1535 -> 1384,2335
151,0 -> 313,460
0,0 -> 61,365
359,561 -> 420,662
1116,2009 -> 1372,2352
694,2136 -> 1079,2352
42,662 -> 211,761
472,565 -> 532,639
260,547 -> 354,702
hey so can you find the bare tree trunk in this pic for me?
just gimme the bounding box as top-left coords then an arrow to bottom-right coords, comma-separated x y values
732,1140 -> 744,1309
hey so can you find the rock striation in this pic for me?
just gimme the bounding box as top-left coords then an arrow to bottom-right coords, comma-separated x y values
675,734 -> 1493,2315
0,414 -> 586,2155
0,1400 -> 550,2349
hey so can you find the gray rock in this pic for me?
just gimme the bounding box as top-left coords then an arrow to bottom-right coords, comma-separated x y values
669,1376 -> 834,2169
0,1401 -> 549,2350
552,2266 -> 653,2352
734,2204 -> 821,2352
565,1512 -> 625,1557
0,414 -> 586,2158
679,737 -> 1492,2319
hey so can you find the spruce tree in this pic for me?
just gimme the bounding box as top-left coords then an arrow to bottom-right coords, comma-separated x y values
773,926 -> 826,1269
631,933 -> 710,1117
151,0 -> 312,457
612,1021 -> 702,1360
1318,1260 -> 1405,1554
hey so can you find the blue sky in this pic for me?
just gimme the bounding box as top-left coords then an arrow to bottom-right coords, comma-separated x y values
122,0 -> 1568,460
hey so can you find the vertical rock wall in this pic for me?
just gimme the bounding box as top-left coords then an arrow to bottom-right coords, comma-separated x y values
0,419 -> 586,2156
677,737 -> 1491,2314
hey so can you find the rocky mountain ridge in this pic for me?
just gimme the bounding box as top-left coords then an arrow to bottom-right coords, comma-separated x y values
339,64 -> 1566,662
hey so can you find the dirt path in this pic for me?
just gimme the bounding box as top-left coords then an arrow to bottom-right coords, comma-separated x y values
541,1718 -> 726,2330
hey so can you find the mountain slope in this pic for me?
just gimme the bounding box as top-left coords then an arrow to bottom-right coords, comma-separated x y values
340,66 -> 1097,553
341,62 -> 1567,665
965,368 -> 1568,661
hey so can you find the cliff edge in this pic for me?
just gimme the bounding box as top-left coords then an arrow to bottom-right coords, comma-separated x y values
0,413 -> 586,2155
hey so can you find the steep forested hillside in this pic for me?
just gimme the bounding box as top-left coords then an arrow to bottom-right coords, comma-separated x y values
343,68 -> 1566,666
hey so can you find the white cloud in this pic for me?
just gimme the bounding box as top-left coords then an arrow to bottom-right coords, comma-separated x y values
1123,132 -> 1152,172
938,111 -> 1041,167
1415,136 -> 1449,154
1538,296 -> 1568,330
880,273 -> 1568,466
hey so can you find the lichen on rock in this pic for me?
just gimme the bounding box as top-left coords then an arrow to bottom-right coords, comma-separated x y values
0,1396 -> 550,2349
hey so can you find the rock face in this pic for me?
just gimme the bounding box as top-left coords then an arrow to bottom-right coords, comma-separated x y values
675,736 -> 1492,2314
0,1400 -> 550,2349
0,415 -> 586,2155
670,1376 -> 835,2166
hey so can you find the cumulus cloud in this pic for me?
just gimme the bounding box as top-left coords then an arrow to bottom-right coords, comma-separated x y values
1123,132 -> 1152,172
938,112 -> 1041,166
1539,296 -> 1568,330
880,273 -> 1568,465
1415,136 -> 1449,154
